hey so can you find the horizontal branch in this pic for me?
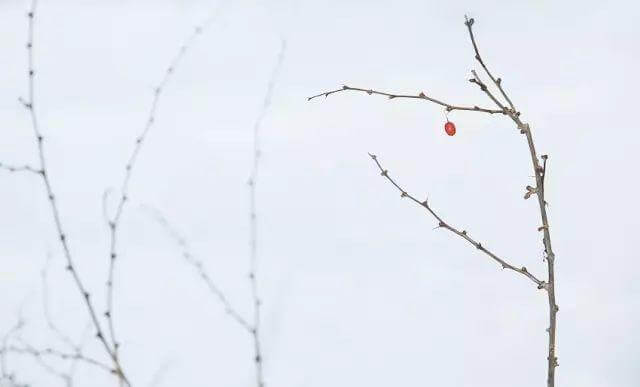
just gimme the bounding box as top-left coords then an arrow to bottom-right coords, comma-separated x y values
368,153 -> 545,288
1,344 -> 113,374
308,85 -> 506,114
0,162 -> 41,174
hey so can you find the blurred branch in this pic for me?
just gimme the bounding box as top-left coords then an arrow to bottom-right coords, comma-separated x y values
3,2 -> 130,383
102,2 -> 228,371
0,162 -> 40,175
144,207 -> 252,332
246,38 -> 287,387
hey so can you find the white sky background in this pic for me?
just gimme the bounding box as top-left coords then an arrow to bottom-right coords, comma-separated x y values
1,0 -> 639,386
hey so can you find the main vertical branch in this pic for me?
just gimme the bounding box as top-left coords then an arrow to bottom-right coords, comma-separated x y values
465,17 -> 559,387
13,2 -> 129,383
247,39 -> 286,387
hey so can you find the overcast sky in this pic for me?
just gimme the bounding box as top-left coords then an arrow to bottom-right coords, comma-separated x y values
1,0 -> 639,386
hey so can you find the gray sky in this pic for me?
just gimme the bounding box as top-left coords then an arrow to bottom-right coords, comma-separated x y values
1,0 -> 639,386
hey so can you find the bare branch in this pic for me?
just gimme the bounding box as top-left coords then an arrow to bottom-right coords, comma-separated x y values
102,4 -> 227,365
308,85 -> 505,114
10,3 -> 129,382
368,153 -> 545,288
0,162 -> 41,174
246,38 -> 287,387
144,207 -> 252,332
2,343 -> 113,374
469,70 -> 507,111
464,16 -> 516,111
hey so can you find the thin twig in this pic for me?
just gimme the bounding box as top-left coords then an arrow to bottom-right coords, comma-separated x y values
0,319 -> 25,382
0,162 -> 41,174
102,4 -> 227,368
41,253 -> 78,351
144,207 -> 252,332
464,15 -> 516,112
368,154 -> 545,288
246,39 -> 287,387
2,344 -> 113,374
308,85 -> 505,114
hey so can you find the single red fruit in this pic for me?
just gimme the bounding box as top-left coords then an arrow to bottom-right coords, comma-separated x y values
444,121 -> 456,136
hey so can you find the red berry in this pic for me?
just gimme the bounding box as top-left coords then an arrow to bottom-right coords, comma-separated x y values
444,121 -> 456,136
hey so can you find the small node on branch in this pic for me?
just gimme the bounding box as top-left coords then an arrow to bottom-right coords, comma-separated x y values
342,85 -> 348,90
83,292 -> 90,299
104,311 -> 111,318
524,185 -> 538,199
65,265 -> 72,271
380,170 -> 388,177
388,95 -> 395,99
537,225 -> 549,232
464,16 -> 474,27
96,332 -> 103,339
366,89 -> 373,95
476,243 -> 482,249
400,192 -> 407,198
110,253 -> 116,260
255,355 -> 262,363
521,266 -> 528,273
461,230 -> 467,235
496,77 -> 502,85
418,92 -> 426,98
438,221 -> 445,228
60,234 -> 66,242
27,12 -> 34,18
368,153 -> 377,160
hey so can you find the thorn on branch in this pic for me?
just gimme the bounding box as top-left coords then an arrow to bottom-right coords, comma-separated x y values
538,225 -> 549,232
